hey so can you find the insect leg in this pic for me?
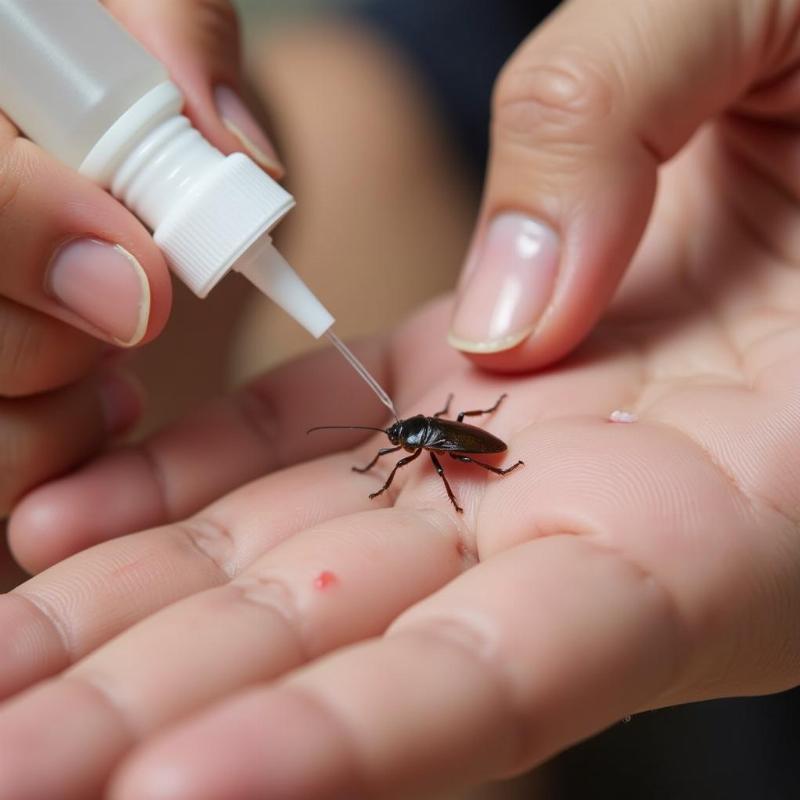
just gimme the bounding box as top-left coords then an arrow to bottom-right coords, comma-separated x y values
352,446 -> 402,473
430,452 -> 463,513
449,453 -> 524,475
368,448 -> 422,500
457,393 -> 508,423
433,394 -> 454,418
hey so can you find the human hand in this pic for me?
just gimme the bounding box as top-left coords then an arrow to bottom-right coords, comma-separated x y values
4,249 -> 800,797
450,0 -> 800,373
0,0 -> 281,514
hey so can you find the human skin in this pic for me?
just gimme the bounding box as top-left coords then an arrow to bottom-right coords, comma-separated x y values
3,145 -> 800,794
5,0 -> 800,797
0,0 -> 281,515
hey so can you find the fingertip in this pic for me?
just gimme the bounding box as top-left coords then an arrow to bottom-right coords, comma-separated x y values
449,164 -> 653,373
9,448 -> 165,573
212,84 -> 285,178
9,493 -> 70,574
111,700 -> 257,800
173,72 -> 285,179
448,296 -> 594,375
453,346 -> 540,375
448,213 -> 559,358
115,233 -> 172,345
104,0 -> 284,179
449,304 -> 602,374
0,137 -> 173,348
112,755 -> 196,800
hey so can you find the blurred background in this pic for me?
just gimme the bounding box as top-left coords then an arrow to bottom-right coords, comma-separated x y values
3,1 -> 799,797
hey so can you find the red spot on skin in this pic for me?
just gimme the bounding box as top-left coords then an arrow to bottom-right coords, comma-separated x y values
313,570 -> 338,590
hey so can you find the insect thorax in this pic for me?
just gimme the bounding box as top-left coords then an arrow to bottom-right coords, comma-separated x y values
392,415 -> 430,449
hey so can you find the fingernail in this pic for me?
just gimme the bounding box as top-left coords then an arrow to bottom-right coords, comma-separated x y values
98,370 -> 144,435
449,213 -> 559,353
214,85 -> 285,175
47,239 -> 150,347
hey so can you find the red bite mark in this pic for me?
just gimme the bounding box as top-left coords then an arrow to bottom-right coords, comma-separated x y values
313,570 -> 338,590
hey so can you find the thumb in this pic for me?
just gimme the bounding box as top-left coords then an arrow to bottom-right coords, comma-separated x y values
448,0 -> 781,370
105,0 -> 284,177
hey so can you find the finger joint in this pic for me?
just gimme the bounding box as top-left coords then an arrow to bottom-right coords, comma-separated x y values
493,59 -> 615,145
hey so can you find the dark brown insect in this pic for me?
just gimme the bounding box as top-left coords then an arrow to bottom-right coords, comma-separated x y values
308,393 -> 524,512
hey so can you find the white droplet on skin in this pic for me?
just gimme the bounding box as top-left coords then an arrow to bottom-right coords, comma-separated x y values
609,409 -> 638,423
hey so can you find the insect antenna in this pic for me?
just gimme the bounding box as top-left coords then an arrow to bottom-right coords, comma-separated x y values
307,425 -> 388,435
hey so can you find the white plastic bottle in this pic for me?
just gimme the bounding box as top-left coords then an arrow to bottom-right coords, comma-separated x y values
0,0 -> 334,337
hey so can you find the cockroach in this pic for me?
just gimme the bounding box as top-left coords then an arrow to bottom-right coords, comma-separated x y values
308,393 -> 524,513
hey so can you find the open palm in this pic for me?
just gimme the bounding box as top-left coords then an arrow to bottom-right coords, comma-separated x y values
2,122 -> 800,799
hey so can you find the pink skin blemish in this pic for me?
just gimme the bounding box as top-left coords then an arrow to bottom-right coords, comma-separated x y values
313,570 -> 338,590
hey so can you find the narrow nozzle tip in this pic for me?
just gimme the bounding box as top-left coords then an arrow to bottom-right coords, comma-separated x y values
325,330 -> 399,419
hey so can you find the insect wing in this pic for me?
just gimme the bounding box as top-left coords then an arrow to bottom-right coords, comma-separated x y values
428,420 -> 507,453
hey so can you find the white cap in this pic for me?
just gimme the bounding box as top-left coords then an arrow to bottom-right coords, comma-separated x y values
79,81 -> 334,337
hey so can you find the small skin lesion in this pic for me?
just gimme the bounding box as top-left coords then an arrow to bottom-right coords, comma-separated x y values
313,571 -> 338,590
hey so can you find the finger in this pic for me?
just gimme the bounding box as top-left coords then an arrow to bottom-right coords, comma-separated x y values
0,508 -> 462,799
448,0 -> 783,368
0,368 -> 142,515
0,451 -> 379,701
105,0 -> 283,175
9,337 -> 393,572
0,117 -> 171,347
0,297 -> 104,397
110,534 -> 681,800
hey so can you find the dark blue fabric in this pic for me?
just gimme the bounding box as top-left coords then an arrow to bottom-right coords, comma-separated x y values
353,0 -> 560,174
550,691 -> 800,799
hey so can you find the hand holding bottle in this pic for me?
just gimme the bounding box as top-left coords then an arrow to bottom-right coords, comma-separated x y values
0,0 -> 281,514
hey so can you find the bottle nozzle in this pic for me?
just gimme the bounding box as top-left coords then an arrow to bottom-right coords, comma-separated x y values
237,240 -> 398,418
235,240 -> 334,338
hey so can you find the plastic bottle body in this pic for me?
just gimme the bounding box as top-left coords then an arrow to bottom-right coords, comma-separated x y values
0,0 -> 167,169
0,0 -> 334,337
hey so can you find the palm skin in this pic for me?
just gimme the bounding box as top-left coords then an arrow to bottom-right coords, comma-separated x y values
1,119 -> 800,799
